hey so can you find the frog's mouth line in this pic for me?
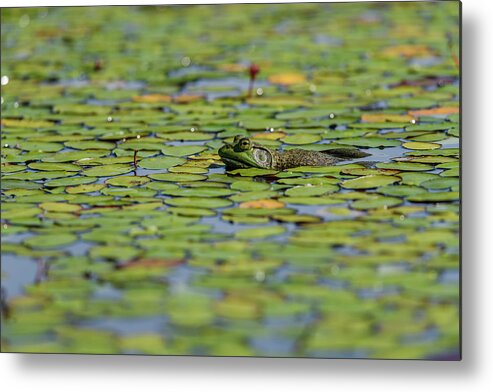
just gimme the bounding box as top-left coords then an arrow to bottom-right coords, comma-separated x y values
220,157 -> 255,170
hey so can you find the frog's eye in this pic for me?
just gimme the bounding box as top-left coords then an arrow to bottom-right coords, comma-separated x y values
253,148 -> 272,167
238,138 -> 251,151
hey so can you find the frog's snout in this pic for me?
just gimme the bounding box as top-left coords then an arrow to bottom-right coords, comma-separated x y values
218,142 -> 232,157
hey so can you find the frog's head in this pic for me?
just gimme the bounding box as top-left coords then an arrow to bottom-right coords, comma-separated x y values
218,136 -> 275,170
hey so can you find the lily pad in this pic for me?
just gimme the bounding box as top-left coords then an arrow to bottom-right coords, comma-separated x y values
148,173 -> 207,182
65,141 -> 115,150
24,233 -> 77,249
165,197 -> 232,208
284,185 -> 338,197
407,192 -> 460,202
376,162 -> 434,172
44,176 -> 98,188
338,138 -> 401,148
66,184 -> 105,194
28,162 -> 81,172
161,187 -> 235,197
39,202 -> 81,213
17,142 -> 64,152
138,156 -> 186,169
105,176 -> 150,187
283,134 -> 322,145
82,164 -> 133,177
376,185 -> 427,197
157,131 -> 214,141
402,142 -> 441,150
235,226 -> 286,239
229,168 -> 278,177
351,196 -> 403,210
161,145 -> 207,157
421,178 -> 458,190
231,180 -> 271,191
279,197 -> 343,205
42,150 -> 107,163
341,175 -> 401,189
89,245 -> 141,261
168,207 -> 216,217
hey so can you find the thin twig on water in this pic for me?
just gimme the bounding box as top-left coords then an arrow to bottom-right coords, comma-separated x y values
133,150 -> 138,176
34,258 -> 49,285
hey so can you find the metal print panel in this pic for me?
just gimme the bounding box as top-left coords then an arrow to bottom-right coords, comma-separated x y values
0,1 -> 461,359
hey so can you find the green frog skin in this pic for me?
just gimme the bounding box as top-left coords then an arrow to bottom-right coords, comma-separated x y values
218,136 -> 371,171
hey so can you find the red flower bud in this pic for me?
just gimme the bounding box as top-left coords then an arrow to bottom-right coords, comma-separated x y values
94,59 -> 103,72
249,63 -> 260,79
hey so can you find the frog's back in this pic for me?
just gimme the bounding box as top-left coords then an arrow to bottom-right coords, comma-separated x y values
274,148 -> 370,170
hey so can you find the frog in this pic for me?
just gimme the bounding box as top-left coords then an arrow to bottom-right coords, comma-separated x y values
218,136 -> 371,171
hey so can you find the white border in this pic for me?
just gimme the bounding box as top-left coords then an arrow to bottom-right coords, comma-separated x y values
2,1 -> 493,391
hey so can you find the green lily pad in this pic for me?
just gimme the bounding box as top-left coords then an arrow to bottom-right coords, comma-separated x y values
229,191 -> 278,202
399,172 -> 438,186
272,214 -> 321,224
18,142 -> 64,152
42,150 -> 107,163
2,207 -> 41,220
66,184 -> 105,194
240,119 -> 285,131
398,156 -> 458,164
24,233 -> 77,249
165,197 -> 232,208
160,187 -> 234,197
1,164 -> 26,173
145,182 -> 180,191
376,162 -> 434,171
222,207 -> 295,217
168,166 -> 208,174
157,131 -> 214,141
341,168 -> 400,176
421,178 -> 458,190
138,156 -> 186,169
105,176 -> 150,187
351,196 -> 403,210
279,197 -> 343,205
44,176 -> 98,187
285,184 -> 338,197
230,180 -> 271,191
89,245 -> 141,261
82,164 -> 133,177
341,175 -> 401,189
448,126 -> 460,137
440,168 -> 459,177
229,168 -> 278,177
4,171 -> 73,181
338,138 -> 401,148
65,141 -> 115,150
235,226 -> 286,239
283,134 -> 322,145
277,177 -> 339,186
39,202 -> 81,212
406,123 -> 452,132
28,162 -> 81,172
376,185 -> 427,197
148,173 -> 207,182
161,145 -> 207,156
407,192 -> 460,202
402,142 -> 441,150
168,207 -> 216,217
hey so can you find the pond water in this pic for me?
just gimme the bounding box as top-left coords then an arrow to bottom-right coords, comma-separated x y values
1,3 -> 460,358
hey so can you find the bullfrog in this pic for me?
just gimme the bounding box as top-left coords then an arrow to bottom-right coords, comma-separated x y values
218,136 -> 371,171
